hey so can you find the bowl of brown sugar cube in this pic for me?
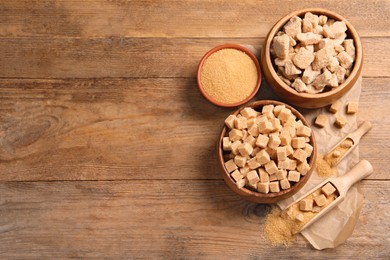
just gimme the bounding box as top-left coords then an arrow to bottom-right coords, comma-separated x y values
261,8 -> 363,108
217,100 -> 317,203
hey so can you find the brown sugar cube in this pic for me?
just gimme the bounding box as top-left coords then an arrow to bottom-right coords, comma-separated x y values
246,170 -> 260,184
258,120 -> 273,134
291,78 -> 308,93
262,104 -> 275,114
234,116 -> 247,130
256,149 -> 271,165
293,47 -> 315,69
231,140 -> 241,155
266,147 -> 277,161
244,135 -> 257,147
250,148 -> 260,158
303,143 -> 313,156
295,213 -> 304,222
341,138 -> 354,148
302,66 -> 321,84
299,199 -> 313,212
297,162 -> 310,175
288,170 -> 301,182
323,21 -> 347,39
280,179 -> 291,190
241,130 -> 248,140
314,194 -> 328,207
284,16 -> 302,38
273,105 -> 286,117
278,108 -> 292,123
258,182 -> 270,194
269,174 -> 278,182
224,159 -> 238,173
240,166 -> 250,176
315,114 -> 328,128
247,117 -> 257,128
312,206 -> 321,213
238,142 -> 253,157
256,134 -> 269,148
285,145 -> 294,156
347,101 -> 358,114
273,34 -> 290,59
329,100 -> 342,113
222,137 -> 232,151
296,125 -> 312,137
231,170 -> 243,182
332,150 -> 341,158
271,118 -> 282,132
247,124 -> 259,137
225,114 -> 236,129
247,157 -> 261,170
259,168 -> 270,183
334,115 -> 347,128
313,69 -> 332,89
240,107 -> 258,118
292,137 -> 306,149
321,183 -> 337,197
268,135 -> 281,150
276,169 -> 287,180
229,129 -> 243,141
296,32 -> 323,45
265,160 -> 278,175
234,155 -> 247,168
269,181 -> 280,193
287,159 -> 298,171
246,181 -> 258,190
236,178 -> 246,189
337,51 -> 353,69
312,46 -> 335,71
279,130 -> 292,146
285,125 -> 296,138
278,159 -> 289,170
277,146 -> 287,161
293,148 -> 308,163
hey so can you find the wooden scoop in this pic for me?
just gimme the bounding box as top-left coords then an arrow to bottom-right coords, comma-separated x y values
283,160 -> 373,234
324,121 -> 372,166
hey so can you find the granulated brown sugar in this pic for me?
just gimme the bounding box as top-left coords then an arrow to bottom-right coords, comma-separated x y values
264,206 -> 296,246
315,154 -> 336,177
200,48 -> 258,104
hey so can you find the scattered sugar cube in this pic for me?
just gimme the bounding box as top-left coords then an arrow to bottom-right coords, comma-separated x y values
257,182 -> 270,194
321,183 -> 337,197
314,114 -> 328,128
234,116 -> 247,130
277,146 -> 287,161
247,157 -> 261,170
256,134 -> 269,148
297,162 -> 310,175
234,155 -> 247,168
246,170 -> 260,184
276,169 -> 287,180
288,170 -> 301,182
225,115 -> 236,129
296,125 -> 312,137
332,150 -> 341,157
295,213 -> 304,222
280,179 -> 291,190
224,159 -> 237,173
299,199 -> 313,211
292,137 -> 306,148
229,129 -> 243,141
222,137 -> 232,151
347,101 -> 358,114
265,160 -> 278,175
334,115 -> 347,128
314,194 -> 328,206
293,148 -> 308,162
256,149 -> 271,165
259,168 -> 270,183
269,181 -> 280,193
341,138 -> 354,148
329,100 -> 342,113
231,170 -> 243,182
238,142 -> 253,157
240,107 -> 258,118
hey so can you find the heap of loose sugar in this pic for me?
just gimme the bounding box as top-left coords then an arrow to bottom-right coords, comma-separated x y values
200,48 -> 258,104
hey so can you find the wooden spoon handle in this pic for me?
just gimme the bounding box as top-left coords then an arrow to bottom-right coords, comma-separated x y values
332,160 -> 373,194
349,121 -> 372,144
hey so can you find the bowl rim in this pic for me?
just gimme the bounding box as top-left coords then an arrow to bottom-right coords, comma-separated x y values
217,100 -> 317,200
197,43 -> 262,107
262,8 -> 363,99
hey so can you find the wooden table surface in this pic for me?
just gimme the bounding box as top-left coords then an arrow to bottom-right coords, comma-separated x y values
0,1 -> 389,258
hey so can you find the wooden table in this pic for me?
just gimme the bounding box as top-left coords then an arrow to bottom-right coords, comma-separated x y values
0,1 -> 389,258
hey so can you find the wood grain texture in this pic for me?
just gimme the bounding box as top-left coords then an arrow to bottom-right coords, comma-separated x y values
0,78 -> 388,181
0,0 -> 389,38
0,180 -> 387,258
0,37 -> 388,78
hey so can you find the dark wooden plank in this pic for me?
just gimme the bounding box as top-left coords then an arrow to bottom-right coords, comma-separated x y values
0,37 -> 388,78
0,77 -> 387,181
0,180 -> 387,258
0,0 -> 389,38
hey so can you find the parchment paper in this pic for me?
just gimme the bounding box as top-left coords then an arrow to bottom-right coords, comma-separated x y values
277,77 -> 363,250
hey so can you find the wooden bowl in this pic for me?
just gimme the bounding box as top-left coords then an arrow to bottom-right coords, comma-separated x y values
217,100 -> 317,204
197,44 -> 262,107
261,8 -> 363,108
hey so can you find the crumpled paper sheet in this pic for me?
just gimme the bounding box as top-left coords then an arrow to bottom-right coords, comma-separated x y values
243,45 -> 364,249
277,77 -> 363,250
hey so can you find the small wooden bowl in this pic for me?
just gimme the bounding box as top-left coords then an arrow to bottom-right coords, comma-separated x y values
217,100 -> 317,204
197,44 -> 262,107
261,8 -> 363,108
